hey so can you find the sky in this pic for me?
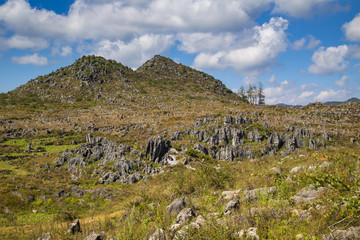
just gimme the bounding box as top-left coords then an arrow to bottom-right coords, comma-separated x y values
0,0 -> 360,105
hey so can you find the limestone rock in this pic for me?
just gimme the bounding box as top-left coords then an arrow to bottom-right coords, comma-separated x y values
166,197 -> 189,215
323,226 -> 360,240
293,185 -> 326,205
148,228 -> 166,240
242,186 -> 277,202
84,232 -> 107,240
224,198 -> 239,214
68,219 -> 81,234
146,136 -> 171,163
37,232 -> 52,240
176,208 -> 195,224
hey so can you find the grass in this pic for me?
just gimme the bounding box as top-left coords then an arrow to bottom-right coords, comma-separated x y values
0,86 -> 359,239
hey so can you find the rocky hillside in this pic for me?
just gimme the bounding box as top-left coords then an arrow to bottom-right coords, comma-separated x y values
0,55 -> 360,240
5,55 -> 238,110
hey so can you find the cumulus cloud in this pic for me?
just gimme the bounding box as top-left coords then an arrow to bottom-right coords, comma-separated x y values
60,46 -> 72,57
264,80 -> 297,105
300,83 -> 318,91
335,75 -> 349,87
193,17 -> 288,75
343,14 -> 360,42
0,0 -> 272,41
272,0 -> 336,18
177,33 -> 236,54
3,35 -> 49,50
308,45 -> 349,75
12,53 -> 48,66
293,35 -> 321,50
298,91 -> 314,99
93,34 -> 174,68
293,38 -> 306,50
314,89 -> 348,102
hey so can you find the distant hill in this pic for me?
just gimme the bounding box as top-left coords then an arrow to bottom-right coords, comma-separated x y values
324,97 -> 360,106
4,55 -> 240,109
276,103 -> 302,108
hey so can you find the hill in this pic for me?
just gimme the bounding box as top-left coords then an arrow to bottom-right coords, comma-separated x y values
325,97 -> 360,106
2,55 -> 238,112
0,55 -> 360,240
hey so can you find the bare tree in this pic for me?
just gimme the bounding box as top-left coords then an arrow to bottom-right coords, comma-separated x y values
237,82 -> 265,105
257,82 -> 265,105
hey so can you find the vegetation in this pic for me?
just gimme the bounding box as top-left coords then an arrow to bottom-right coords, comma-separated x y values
0,55 -> 359,239
237,82 -> 265,105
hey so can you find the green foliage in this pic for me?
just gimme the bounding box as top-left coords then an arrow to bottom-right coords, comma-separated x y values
172,163 -> 234,195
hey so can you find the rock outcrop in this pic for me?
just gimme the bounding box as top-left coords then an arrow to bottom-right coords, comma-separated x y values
146,136 -> 171,163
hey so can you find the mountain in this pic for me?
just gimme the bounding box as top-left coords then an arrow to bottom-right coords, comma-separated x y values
276,103 -> 303,108
6,55 -> 239,110
324,97 -> 360,106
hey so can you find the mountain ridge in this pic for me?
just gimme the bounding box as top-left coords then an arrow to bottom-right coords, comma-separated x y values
6,55 -> 239,109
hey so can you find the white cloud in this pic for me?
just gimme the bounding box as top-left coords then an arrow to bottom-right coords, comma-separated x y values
348,45 -> 360,59
298,91 -> 314,99
300,83 -> 318,91
306,35 -> 321,49
60,46 -> 72,57
293,35 -> 321,50
6,35 -> 48,50
93,34 -> 174,68
293,38 -> 306,50
0,0 -> 272,41
308,45 -> 349,75
2,35 -> 48,50
264,80 -> 297,105
193,17 -> 288,75
243,76 -> 258,85
343,14 -> 360,42
314,89 -> 348,102
12,53 -> 48,66
273,0 -> 335,18
335,75 -> 349,87
177,33 -> 236,54
267,75 -> 276,83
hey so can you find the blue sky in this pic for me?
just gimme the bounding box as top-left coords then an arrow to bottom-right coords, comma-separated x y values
0,0 -> 360,105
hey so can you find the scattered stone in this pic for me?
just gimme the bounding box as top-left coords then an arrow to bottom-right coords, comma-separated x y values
190,215 -> 206,229
68,219 -> 81,234
148,228 -> 166,240
176,208 -> 195,224
296,233 -> 304,240
3,207 -> 13,215
166,197 -> 189,215
236,227 -> 259,240
221,189 -> 241,200
293,185 -> 326,205
37,232 -> 52,240
319,161 -> 330,169
242,186 -> 277,202
270,167 -> 282,174
290,166 -> 305,174
323,226 -> 360,240
84,232 -> 107,240
224,198 -> 239,215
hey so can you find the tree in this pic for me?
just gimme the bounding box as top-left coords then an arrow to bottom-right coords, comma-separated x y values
257,82 -> 265,105
237,86 -> 248,102
237,82 -> 265,105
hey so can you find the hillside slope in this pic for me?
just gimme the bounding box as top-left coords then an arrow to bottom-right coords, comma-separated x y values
4,55 -> 239,111
0,55 -> 360,240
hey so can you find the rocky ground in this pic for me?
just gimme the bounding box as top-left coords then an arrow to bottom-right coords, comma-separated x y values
0,56 -> 360,239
